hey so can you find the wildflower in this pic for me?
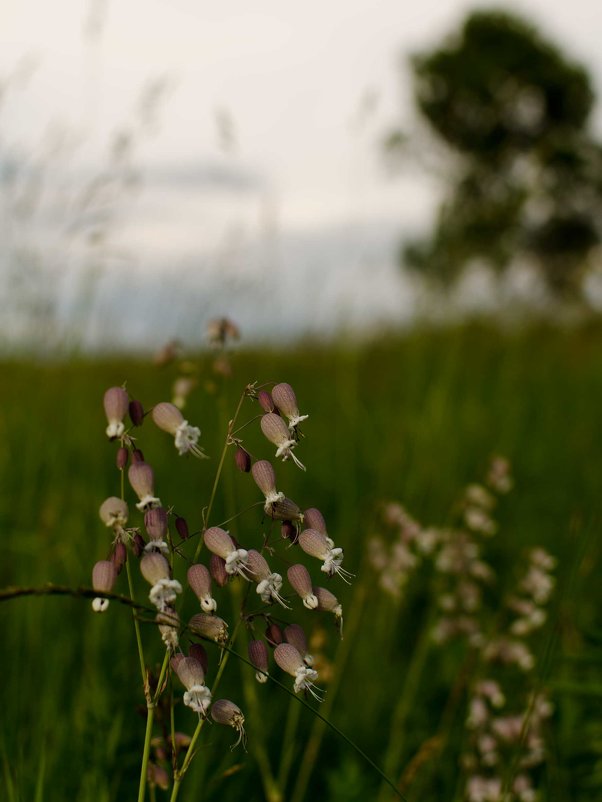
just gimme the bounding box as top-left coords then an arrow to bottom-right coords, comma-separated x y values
144,506 -> 169,555
157,608 -> 180,651
189,613 -> 229,645
91,560 -> 117,612
151,401 -> 207,458
303,508 -> 334,546
298,529 -> 353,583
267,497 -> 303,522
281,520 -> 299,544
116,447 -> 129,469
204,527 -> 251,578
284,623 -> 314,667
246,550 -> 290,608
111,541 -> 127,574
287,564 -> 318,609
140,553 -> 182,612
260,413 -> 305,470
187,563 -> 217,612
128,462 -> 161,511
273,643 -> 324,701
271,382 -> 308,433
173,656 -> 212,715
99,496 -> 129,529
248,639 -> 269,683
103,386 -> 128,439
313,586 -> 344,635
251,460 -> 284,508
211,700 -> 246,749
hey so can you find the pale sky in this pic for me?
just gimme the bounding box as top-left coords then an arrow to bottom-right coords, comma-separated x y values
2,0 -> 602,348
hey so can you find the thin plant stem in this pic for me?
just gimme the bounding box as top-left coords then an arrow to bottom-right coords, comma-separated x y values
137,651 -> 171,802
276,694 -> 302,791
192,386 -> 248,564
289,581 -> 367,802
126,559 -> 147,686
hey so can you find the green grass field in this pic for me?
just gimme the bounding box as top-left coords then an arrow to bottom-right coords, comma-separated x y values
1,321 -> 600,802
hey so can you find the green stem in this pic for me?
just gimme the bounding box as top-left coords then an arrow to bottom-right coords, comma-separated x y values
137,701 -> 156,802
126,559 -> 147,686
191,387 -> 248,564
289,581 -> 367,802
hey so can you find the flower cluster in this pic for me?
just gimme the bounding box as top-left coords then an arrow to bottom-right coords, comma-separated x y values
91,374 -> 350,795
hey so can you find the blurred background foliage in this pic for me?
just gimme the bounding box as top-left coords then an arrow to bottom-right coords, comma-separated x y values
387,9 -> 602,301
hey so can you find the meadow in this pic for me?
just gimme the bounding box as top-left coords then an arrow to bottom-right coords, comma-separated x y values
1,320 -> 600,802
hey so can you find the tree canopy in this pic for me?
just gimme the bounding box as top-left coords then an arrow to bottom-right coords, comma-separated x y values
394,9 -> 602,298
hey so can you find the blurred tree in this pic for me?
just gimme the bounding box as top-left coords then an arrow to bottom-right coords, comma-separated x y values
389,9 -> 602,298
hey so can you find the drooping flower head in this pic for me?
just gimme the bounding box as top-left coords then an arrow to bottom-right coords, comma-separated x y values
246,549 -> 291,608
144,506 -> 169,555
274,643 -> 324,701
103,386 -> 128,439
248,639 -> 269,683
173,656 -> 212,715
271,382 -> 308,433
140,552 -> 182,612
299,529 -> 353,583
99,497 -> 129,529
314,586 -> 344,636
187,563 -> 217,612
284,623 -> 314,667
91,560 -> 117,612
260,414 -> 306,471
151,401 -> 207,458
287,564 -> 318,609
211,700 -> 246,749
189,613 -> 229,645
128,462 -> 161,511
204,527 -> 252,579
156,608 -> 180,651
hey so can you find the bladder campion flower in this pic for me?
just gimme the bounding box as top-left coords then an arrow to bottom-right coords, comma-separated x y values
189,613 -> 229,645
140,553 -> 182,612
287,564 -> 318,609
260,413 -> 306,471
246,550 -> 291,608
99,496 -> 129,529
274,643 -> 324,701
271,382 -> 308,433
313,586 -> 344,636
248,639 -> 269,683
187,563 -> 218,612
173,656 -> 212,715
128,462 -> 161,511
204,527 -> 252,578
91,560 -> 117,612
210,700 -> 246,749
151,401 -> 207,458
299,528 -> 353,583
284,623 -> 314,667
103,386 -> 129,439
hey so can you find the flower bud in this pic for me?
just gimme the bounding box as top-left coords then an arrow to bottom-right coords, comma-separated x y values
112,541 -> 127,574
209,554 -> 229,587
234,446 -> 252,473
132,448 -> 145,463
257,390 -> 277,413
129,399 -> 145,426
248,639 -> 269,682
265,621 -> 284,646
104,387 -> 128,439
99,497 -> 129,528
175,515 -> 189,540
281,520 -> 299,544
116,447 -> 129,470
189,613 -> 229,644
133,532 -> 146,556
